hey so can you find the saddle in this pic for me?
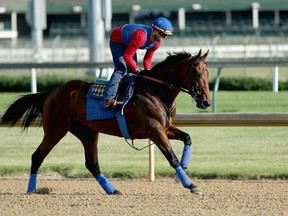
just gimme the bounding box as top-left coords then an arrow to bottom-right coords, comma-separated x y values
86,75 -> 135,139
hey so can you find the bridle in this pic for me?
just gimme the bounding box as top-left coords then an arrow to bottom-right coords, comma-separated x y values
140,68 -> 207,101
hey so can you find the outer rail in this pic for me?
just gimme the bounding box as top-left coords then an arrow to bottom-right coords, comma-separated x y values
1,113 -> 288,127
173,113 -> 288,127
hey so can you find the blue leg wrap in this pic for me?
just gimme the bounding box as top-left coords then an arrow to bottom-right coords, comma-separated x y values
176,166 -> 192,189
180,145 -> 191,169
27,173 -> 37,193
96,173 -> 116,195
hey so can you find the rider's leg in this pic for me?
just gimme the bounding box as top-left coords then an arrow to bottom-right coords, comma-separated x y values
103,41 -> 127,106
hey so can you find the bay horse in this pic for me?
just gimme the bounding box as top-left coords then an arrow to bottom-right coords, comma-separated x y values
1,50 -> 211,195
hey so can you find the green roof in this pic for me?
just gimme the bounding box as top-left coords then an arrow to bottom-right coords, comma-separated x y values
1,0 -> 288,13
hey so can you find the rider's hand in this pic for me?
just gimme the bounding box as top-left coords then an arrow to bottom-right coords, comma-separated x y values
135,69 -> 142,75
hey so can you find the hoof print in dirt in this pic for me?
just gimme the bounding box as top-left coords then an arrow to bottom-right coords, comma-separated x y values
34,187 -> 52,195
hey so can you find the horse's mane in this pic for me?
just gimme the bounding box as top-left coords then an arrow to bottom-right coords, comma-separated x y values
150,51 -> 192,72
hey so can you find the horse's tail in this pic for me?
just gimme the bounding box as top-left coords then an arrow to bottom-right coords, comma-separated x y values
1,91 -> 51,129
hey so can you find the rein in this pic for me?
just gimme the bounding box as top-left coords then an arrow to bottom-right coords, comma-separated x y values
140,74 -> 203,100
141,75 -> 190,94
125,139 -> 154,151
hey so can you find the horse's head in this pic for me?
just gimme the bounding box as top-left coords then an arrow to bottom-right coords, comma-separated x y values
142,50 -> 211,110
188,49 -> 211,109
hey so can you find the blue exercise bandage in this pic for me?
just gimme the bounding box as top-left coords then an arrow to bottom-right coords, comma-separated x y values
175,166 -> 192,188
27,173 -> 37,193
180,145 -> 191,169
96,173 -> 116,195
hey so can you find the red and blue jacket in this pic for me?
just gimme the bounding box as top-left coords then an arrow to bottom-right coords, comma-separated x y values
110,24 -> 160,71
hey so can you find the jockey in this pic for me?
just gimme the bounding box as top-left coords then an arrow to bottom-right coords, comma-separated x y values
103,17 -> 173,109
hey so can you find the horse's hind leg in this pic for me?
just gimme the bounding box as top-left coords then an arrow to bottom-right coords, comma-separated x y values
69,120 -> 120,195
27,131 -> 67,193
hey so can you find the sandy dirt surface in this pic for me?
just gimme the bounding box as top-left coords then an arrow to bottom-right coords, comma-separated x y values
0,176 -> 287,216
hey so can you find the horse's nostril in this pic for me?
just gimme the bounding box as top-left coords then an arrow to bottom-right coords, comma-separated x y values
202,100 -> 211,107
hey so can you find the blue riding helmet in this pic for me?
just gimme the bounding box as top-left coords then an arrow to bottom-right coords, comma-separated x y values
151,17 -> 173,35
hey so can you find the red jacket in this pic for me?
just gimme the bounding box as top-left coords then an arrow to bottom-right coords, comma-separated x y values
110,26 -> 160,72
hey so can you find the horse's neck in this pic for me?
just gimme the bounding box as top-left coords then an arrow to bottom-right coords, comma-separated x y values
140,72 -> 180,108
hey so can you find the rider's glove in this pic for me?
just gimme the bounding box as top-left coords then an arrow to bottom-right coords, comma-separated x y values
135,69 -> 142,75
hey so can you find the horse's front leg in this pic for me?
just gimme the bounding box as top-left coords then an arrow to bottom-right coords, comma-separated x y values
150,129 -> 201,195
167,124 -> 192,169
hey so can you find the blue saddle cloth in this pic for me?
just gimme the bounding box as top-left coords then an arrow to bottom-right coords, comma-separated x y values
86,76 -> 135,139
86,78 -> 116,121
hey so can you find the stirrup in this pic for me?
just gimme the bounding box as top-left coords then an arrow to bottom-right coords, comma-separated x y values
103,99 -> 124,109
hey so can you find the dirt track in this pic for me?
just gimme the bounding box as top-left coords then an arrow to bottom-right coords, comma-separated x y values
0,176 -> 287,216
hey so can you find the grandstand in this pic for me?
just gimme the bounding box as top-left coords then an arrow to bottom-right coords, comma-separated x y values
0,0 -> 288,37
0,0 -> 288,62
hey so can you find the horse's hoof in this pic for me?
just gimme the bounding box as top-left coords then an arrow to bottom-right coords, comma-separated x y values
113,189 -> 122,195
174,173 -> 180,183
190,184 -> 202,195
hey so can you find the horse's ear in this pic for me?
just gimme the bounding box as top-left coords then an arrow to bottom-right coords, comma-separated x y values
194,49 -> 202,61
201,50 -> 209,61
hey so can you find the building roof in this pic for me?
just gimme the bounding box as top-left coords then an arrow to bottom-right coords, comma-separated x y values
1,0 -> 288,14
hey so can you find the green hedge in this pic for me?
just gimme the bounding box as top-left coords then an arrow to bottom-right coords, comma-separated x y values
214,77 -> 288,91
0,74 -> 288,92
0,74 -> 95,92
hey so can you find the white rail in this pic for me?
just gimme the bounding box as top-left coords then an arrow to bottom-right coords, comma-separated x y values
1,61 -> 288,181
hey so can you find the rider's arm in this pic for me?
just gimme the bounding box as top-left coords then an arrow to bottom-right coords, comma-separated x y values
123,29 -> 146,72
143,42 -> 160,70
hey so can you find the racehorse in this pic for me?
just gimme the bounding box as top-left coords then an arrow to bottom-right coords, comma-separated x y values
1,50 -> 211,195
